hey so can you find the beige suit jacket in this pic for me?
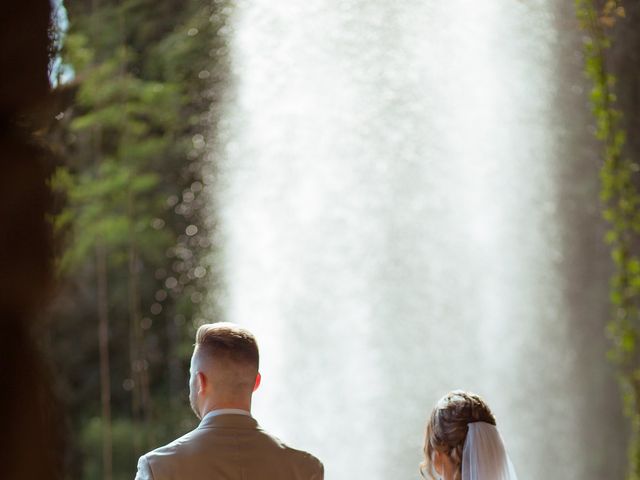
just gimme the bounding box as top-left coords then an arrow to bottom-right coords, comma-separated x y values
135,414 -> 324,480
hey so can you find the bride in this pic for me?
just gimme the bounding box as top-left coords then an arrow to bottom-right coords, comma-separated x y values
420,390 -> 518,480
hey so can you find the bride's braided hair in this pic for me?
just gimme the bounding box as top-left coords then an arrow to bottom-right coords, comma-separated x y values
421,390 -> 496,480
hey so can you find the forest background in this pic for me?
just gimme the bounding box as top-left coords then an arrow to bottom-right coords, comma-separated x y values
44,1 -> 640,479
47,0 -> 229,478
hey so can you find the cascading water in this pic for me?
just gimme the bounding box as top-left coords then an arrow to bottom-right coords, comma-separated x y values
209,1 -> 625,478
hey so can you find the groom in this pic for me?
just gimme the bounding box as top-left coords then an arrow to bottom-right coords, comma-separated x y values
135,322 -> 324,480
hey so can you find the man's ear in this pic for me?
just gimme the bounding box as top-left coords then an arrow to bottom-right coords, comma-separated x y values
253,372 -> 261,392
197,371 -> 207,394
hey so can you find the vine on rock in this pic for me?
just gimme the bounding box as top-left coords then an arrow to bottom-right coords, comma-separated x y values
576,1 -> 640,477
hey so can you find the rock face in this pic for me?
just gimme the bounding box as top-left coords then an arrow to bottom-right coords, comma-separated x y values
610,3 -> 640,160
0,2 -> 63,479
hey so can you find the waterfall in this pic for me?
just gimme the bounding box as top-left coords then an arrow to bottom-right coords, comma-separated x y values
209,1 -> 625,478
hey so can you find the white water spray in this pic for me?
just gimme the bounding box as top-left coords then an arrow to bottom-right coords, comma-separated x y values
209,1 -> 622,478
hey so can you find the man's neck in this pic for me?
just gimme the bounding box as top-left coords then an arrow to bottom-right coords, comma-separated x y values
200,399 -> 252,418
201,408 -> 252,422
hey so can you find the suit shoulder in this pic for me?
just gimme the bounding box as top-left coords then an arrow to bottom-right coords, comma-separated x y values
285,447 -> 324,478
289,447 -> 323,470
143,427 -> 202,460
138,428 -> 206,479
281,443 -> 321,461
258,430 -> 323,472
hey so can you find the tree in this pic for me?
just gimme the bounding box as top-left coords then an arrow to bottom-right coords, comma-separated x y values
47,0 -> 231,477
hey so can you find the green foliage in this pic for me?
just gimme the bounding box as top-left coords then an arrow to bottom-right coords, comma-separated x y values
81,417 -> 145,480
63,33 -> 94,72
51,160 -> 170,273
47,0 -> 231,477
576,1 -> 640,478
80,408 -> 198,480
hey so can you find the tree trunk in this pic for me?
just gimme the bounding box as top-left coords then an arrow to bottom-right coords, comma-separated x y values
96,241 -> 112,480
128,191 -> 154,449
166,307 -> 182,410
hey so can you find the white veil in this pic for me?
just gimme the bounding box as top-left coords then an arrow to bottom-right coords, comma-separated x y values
461,422 -> 518,480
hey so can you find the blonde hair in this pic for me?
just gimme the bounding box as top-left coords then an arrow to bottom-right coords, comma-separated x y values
421,390 -> 496,480
195,322 -> 259,369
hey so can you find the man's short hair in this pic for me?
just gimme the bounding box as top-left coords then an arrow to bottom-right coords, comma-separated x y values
195,322 -> 259,369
